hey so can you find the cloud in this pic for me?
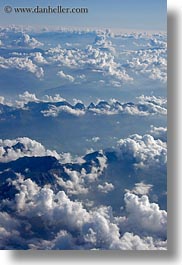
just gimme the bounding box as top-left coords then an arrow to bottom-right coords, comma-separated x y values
0,56 -> 44,79
149,125 -> 167,142
111,232 -> 167,250
57,71 -> 75,82
16,92 -> 66,107
84,152 -> 108,182
117,134 -> 167,170
18,91 -> 39,104
97,182 -> 114,193
76,74 -> 86,81
0,175 -> 167,249
87,96 -> 167,116
137,95 -> 167,115
5,178 -> 90,232
59,152 -> 84,165
127,182 -> 153,195
57,168 -> 89,195
15,93 -> 67,110
56,151 -> 108,195
13,33 -> 43,48
138,95 -> 167,107
44,35 -> 132,83
123,192 -> 167,237
125,46 -> 167,82
0,212 -> 20,249
85,44 -> 132,82
43,94 -> 66,103
41,104 -> 85,117
32,52 -> 48,64
72,98 -> 84,105
0,96 -> 4,104
0,134 -> 167,249
0,137 -> 60,162
94,33 -> 115,52
91,137 -> 100,143
0,27 -> 167,250
0,27 -> 166,86
1,92 -> 167,117
149,38 -> 167,49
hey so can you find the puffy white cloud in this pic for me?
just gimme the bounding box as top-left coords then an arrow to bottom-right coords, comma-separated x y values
150,125 -> 167,142
18,91 -> 39,104
43,94 -> 66,103
58,152 -> 84,165
15,92 -> 67,108
0,56 -> 44,79
125,47 -> 167,82
91,137 -> 100,143
56,151 -> 108,194
111,232 -> 167,250
13,33 -> 43,48
48,230 -> 75,250
0,96 -> 4,104
45,45 -> 79,68
32,52 -> 48,64
0,27 -> 167,250
0,146 -> 167,250
94,33 -> 115,52
59,152 -> 73,164
1,92 -> 166,117
138,95 -> 167,115
86,96 -> 167,116
85,152 -> 108,182
0,212 -> 20,249
57,71 -> 75,82
128,182 -> 153,195
88,107 -> 118,115
41,104 -> 85,117
84,44 -> 132,82
0,137 -> 60,162
9,179 -> 118,249
0,177 -> 167,249
44,36 -> 132,83
82,207 -> 121,249
14,181 -> 90,232
97,182 -> 114,193
57,168 -> 88,195
117,134 -> 167,170
72,98 -> 84,105
76,74 -> 86,81
149,38 -> 167,49
138,95 -> 167,107
123,192 -> 167,237
0,27 -> 166,86
107,66 -> 132,82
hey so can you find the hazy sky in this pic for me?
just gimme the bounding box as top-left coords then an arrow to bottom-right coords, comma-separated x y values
0,0 -> 166,31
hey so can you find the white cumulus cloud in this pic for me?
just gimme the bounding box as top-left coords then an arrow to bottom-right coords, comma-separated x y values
13,33 -> 43,48
0,56 -> 44,79
0,137 -> 60,162
57,71 -> 75,82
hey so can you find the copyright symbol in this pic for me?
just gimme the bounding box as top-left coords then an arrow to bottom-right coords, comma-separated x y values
4,6 -> 13,13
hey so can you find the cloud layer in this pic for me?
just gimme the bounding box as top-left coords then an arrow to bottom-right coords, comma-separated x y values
2,91 -> 166,117
0,27 -> 167,89
0,137 -> 60,162
0,135 -> 167,250
0,27 -> 167,250
0,175 -> 167,250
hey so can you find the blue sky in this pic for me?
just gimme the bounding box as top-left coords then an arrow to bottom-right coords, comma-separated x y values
0,0 -> 166,31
